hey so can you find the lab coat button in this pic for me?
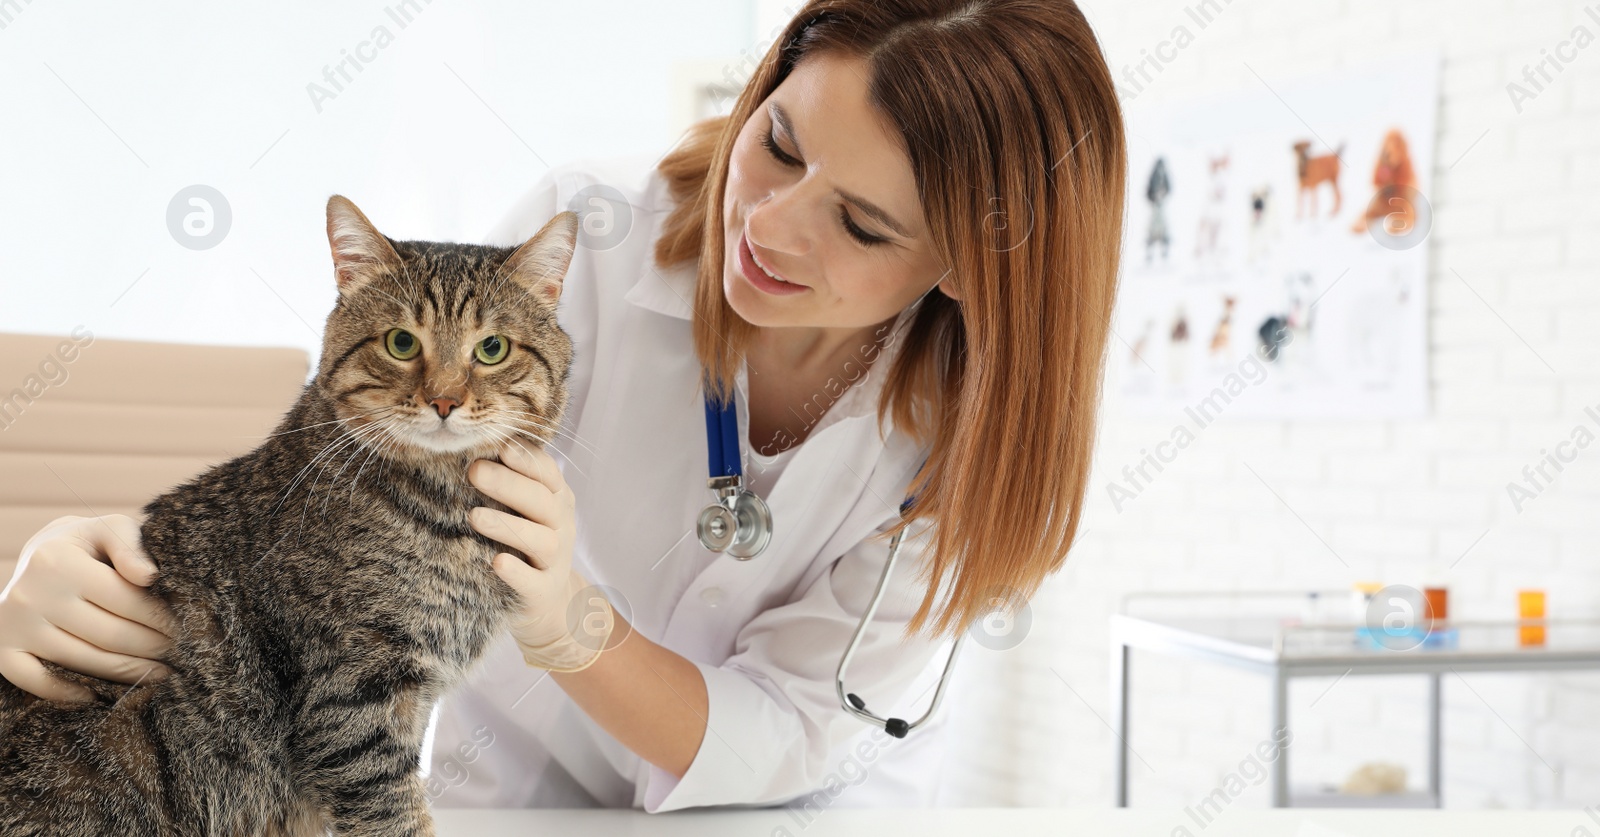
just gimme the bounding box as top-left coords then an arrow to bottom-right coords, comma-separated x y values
700,586 -> 724,607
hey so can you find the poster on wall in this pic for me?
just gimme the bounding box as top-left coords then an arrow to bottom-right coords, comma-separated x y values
1113,54 -> 1438,419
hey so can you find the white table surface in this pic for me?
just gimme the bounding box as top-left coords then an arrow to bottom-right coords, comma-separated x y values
433,807 -> 1596,835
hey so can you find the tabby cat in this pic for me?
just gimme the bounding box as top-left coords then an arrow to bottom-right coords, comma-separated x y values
0,196 -> 582,835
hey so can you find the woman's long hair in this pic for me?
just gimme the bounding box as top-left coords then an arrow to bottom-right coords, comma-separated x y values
654,0 -> 1126,640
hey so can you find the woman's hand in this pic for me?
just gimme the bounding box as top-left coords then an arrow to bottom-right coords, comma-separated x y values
467,442 -> 613,672
0,514 -> 177,702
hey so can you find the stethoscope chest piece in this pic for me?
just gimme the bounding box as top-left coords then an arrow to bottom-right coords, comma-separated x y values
700,387 -> 776,560
697,485 -> 772,560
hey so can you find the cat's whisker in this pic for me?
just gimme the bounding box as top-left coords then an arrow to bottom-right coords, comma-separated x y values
348,426 -> 403,506
477,423 -> 514,457
307,416 -> 395,492
510,411 -> 600,452
275,415 -> 396,525
492,414 -> 600,459
482,421 -> 586,482
485,255 -> 553,313
484,413 -> 573,449
476,423 -> 523,465
489,421 -> 587,480
318,418 -> 393,517
516,430 -> 586,481
489,416 -> 598,467
269,420 -> 372,520
322,414 -> 398,494
294,430 -> 385,528
255,419 -> 386,570
340,419 -> 398,510
361,285 -> 410,312
253,406 -> 399,441
303,417 -> 400,519
491,421 -> 594,462
484,262 -> 515,308
294,418 -> 396,533
383,272 -> 419,308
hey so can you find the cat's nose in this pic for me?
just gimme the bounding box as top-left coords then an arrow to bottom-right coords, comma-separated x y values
429,395 -> 461,419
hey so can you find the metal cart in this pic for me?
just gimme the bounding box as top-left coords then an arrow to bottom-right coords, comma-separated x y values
1109,590 -> 1600,807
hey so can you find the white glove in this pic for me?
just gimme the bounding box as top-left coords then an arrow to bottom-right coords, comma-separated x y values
501,564 -> 614,673
0,514 -> 176,702
469,443 -> 615,673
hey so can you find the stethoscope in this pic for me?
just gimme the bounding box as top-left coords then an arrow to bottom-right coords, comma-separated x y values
696,387 -> 966,738
695,387 -> 773,559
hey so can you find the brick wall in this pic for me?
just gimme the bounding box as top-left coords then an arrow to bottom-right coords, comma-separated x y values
938,0 -> 1600,810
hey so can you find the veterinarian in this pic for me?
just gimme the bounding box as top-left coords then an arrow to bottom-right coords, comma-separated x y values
0,0 -> 1126,811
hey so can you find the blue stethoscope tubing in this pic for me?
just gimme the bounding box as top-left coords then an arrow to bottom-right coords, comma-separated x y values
696,390 -> 773,559
696,387 -> 966,739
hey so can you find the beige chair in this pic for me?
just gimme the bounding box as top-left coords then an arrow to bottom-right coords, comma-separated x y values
0,331 -> 310,565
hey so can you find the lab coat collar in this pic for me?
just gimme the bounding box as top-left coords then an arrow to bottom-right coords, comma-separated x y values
624,255 -> 920,425
624,255 -> 698,321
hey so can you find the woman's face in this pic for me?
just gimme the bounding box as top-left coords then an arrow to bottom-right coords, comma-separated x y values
722,50 -> 955,333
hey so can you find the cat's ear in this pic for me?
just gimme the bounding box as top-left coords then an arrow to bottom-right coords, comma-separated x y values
326,195 -> 403,294
501,211 -> 579,304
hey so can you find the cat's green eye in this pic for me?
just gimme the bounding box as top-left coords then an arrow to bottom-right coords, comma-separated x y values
386,328 -> 421,360
474,335 -> 510,365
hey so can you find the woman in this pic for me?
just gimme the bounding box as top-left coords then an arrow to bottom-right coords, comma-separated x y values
0,0 -> 1125,811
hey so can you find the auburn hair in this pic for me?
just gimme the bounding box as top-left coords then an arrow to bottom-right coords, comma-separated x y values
654,0 -> 1126,640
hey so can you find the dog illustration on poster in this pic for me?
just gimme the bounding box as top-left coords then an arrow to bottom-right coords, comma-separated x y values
1350,128 -> 1419,235
1194,154 -> 1229,263
1114,57 -> 1435,419
1292,140 -> 1343,220
1246,184 -> 1279,265
1145,157 -> 1172,262
1209,295 -> 1235,355
1131,318 -> 1155,368
1168,305 -> 1189,384
1257,272 -> 1318,369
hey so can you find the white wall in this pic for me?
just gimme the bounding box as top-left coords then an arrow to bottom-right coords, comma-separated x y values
0,0 -> 755,370
938,0 -> 1600,811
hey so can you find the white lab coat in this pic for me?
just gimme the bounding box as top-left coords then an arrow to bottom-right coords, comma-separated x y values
421,153 -> 959,812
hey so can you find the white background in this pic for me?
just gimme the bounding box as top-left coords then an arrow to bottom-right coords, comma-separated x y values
0,0 -> 754,367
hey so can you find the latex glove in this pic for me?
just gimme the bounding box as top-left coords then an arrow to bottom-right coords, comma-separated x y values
0,514 -> 177,702
467,442 -> 614,673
